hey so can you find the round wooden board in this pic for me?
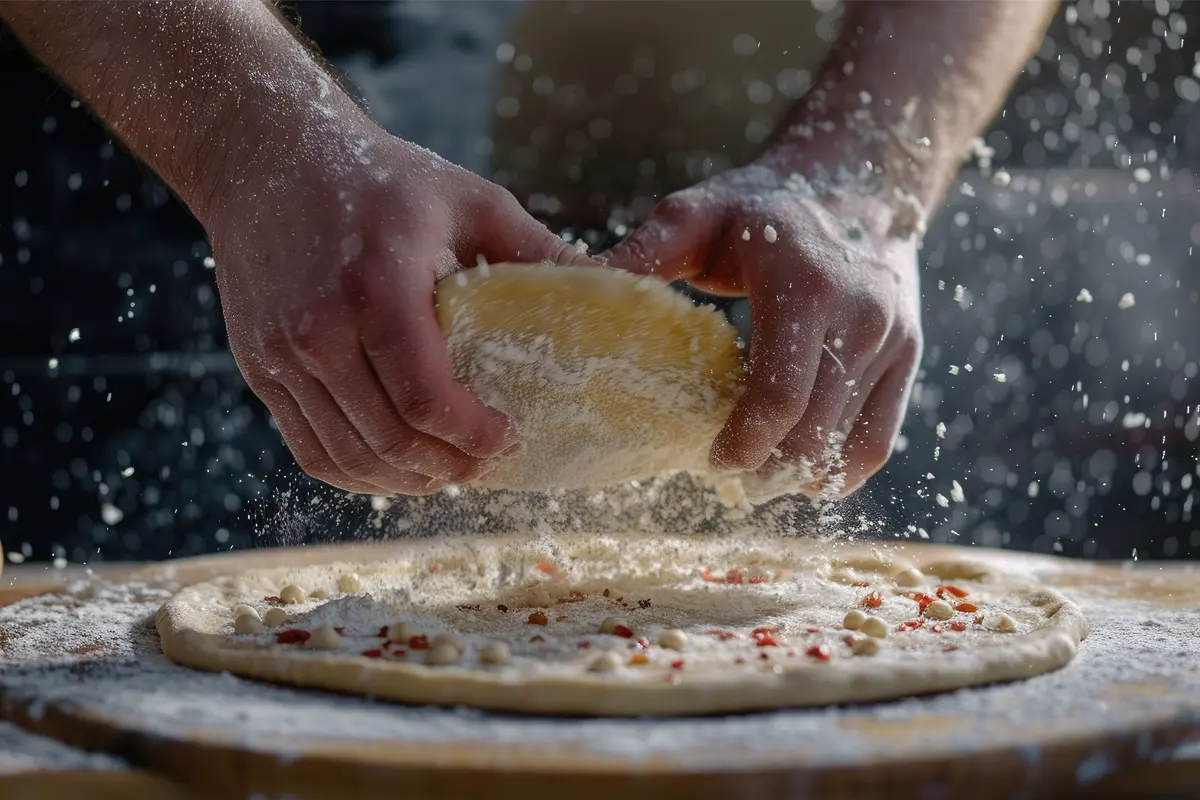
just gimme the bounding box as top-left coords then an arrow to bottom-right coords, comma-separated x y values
1,540 -> 1198,800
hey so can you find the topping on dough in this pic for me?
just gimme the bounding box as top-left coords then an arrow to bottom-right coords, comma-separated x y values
279,584 -> 306,605
657,629 -> 688,651
232,603 -> 259,620
588,651 -> 624,672
386,622 -> 412,643
860,616 -> 889,639
843,610 -> 867,630
988,613 -> 1017,633
337,573 -> 362,594
599,617 -> 628,635
430,634 -> 464,654
478,641 -> 511,665
262,608 -> 288,628
894,568 -> 924,588
923,600 -> 954,621
309,626 -> 341,651
427,642 -> 461,666
851,637 -> 880,656
233,613 -> 265,635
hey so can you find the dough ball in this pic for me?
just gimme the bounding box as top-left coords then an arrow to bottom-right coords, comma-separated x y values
851,637 -> 880,656
386,622 -> 412,643
262,608 -> 289,628
924,599 -> 954,620
893,568 -> 924,587
987,613 -> 1017,632
842,610 -> 866,630
436,264 -> 743,491
588,651 -> 624,672
337,573 -> 363,594
598,616 -> 628,635
431,633 -> 464,654
233,613 -> 265,635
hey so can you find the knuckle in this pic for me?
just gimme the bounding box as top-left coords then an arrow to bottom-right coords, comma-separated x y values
395,387 -> 442,429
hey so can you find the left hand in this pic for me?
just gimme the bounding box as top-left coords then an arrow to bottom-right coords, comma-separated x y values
602,157 -> 923,496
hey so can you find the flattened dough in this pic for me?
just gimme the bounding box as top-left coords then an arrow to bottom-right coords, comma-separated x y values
157,534 -> 1089,717
435,264 -> 743,490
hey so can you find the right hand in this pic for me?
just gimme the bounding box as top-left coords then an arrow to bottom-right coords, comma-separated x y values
206,127 -> 600,495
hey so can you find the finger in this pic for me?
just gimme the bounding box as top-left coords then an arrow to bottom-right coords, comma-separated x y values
483,203 -> 606,269
598,193 -> 717,281
280,371 -> 443,496
362,269 -> 520,459
775,337 -> 861,469
711,276 -> 826,471
837,362 -> 916,495
253,379 -> 394,495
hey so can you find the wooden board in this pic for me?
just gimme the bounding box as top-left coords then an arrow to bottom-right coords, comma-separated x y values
1,540 -> 1198,800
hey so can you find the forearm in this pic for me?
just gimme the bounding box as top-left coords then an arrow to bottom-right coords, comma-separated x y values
769,0 -> 1056,221
0,0 -> 375,228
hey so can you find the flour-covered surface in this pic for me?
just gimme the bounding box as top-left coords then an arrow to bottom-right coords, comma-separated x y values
0,721 -> 125,775
0,543 -> 1197,792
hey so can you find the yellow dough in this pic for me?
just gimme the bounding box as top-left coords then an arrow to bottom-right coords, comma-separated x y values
435,264 -> 743,491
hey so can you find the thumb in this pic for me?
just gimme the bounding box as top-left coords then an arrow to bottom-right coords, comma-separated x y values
598,194 -> 714,282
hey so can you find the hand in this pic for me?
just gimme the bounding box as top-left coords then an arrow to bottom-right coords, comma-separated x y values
602,158 -> 922,496
208,128 -> 600,495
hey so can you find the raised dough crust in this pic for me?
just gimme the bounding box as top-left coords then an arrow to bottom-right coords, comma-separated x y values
435,264 -> 743,490
157,535 -> 1089,717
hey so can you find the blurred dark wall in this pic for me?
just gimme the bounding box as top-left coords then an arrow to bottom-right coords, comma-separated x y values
1,1 -> 1197,564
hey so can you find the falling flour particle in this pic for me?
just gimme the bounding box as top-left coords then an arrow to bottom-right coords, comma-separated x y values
68,328 -> 81,343
948,365 -> 960,375
741,228 -> 751,241
1132,167 -> 1151,184
993,373 -> 1007,383
1135,253 -> 1151,267
950,480 -> 966,504
953,285 -> 965,303
935,422 -> 946,439
1117,293 -> 1136,310
763,225 -> 778,243
1076,289 -> 1094,303
935,493 -> 950,508
992,170 -> 1012,187
203,256 -> 216,269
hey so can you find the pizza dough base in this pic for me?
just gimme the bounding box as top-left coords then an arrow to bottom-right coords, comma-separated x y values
434,264 -> 744,491
157,535 -> 1089,717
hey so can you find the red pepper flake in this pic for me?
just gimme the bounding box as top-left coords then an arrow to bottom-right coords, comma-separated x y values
535,562 -> 555,575
936,584 -> 969,599
529,635 -> 545,643
842,635 -> 856,648
636,637 -> 650,649
734,657 -> 746,664
805,644 -> 831,662
787,649 -> 796,657
950,622 -> 968,632
361,649 -> 383,658
333,627 -> 345,635
752,625 -> 779,635
497,604 -> 509,613
851,581 -> 871,588
613,624 -> 635,639
748,576 -> 770,584
753,630 -> 780,647
557,591 -> 587,605
670,659 -> 685,670
390,649 -> 407,657
955,602 -> 978,613
455,604 -> 481,612
700,568 -> 724,583
428,564 -> 440,573
726,569 -> 745,585
263,596 -> 284,606
706,630 -> 736,641
930,624 -> 944,634
276,629 -> 310,645
944,645 -> 960,653
577,641 -> 592,649
904,592 -> 936,612
897,620 -> 926,632
759,651 -> 771,660
806,626 -> 821,633
527,611 -> 549,625
861,591 -> 883,608
974,614 -> 985,626
376,626 -> 389,638
630,654 -> 648,665
408,635 -> 429,650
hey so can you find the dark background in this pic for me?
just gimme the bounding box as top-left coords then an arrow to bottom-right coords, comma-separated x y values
1,1 -> 1197,565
